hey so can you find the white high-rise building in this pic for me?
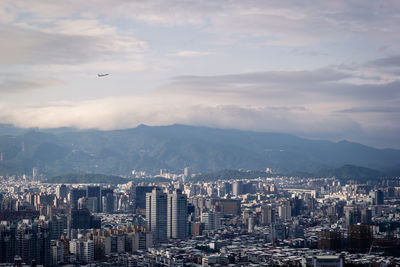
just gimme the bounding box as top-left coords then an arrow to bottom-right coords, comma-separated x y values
232,181 -> 243,197
278,201 -> 291,221
146,188 -> 168,242
167,189 -> 188,239
184,167 -> 192,178
248,216 -> 255,233
201,210 -> 221,230
51,240 -> 64,266
70,239 -> 94,263
32,167 -> 38,181
83,240 -> 94,263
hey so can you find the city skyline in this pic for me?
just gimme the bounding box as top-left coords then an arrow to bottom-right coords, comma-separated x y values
0,1 -> 400,148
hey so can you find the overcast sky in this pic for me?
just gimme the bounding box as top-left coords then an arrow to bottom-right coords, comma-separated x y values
0,1 -> 399,148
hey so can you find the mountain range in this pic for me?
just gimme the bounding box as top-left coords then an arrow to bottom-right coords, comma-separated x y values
0,123 -> 399,177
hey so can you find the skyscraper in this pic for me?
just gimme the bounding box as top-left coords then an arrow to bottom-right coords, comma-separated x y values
102,193 -> 115,214
32,167 -> 38,181
261,204 -> 275,225
134,186 -> 156,211
167,189 -> 188,239
56,184 -> 69,199
232,181 -> 243,197
374,190 -> 384,205
146,188 -> 167,242
70,188 -> 87,210
86,186 -> 101,213
278,201 -> 291,220
184,167 -> 192,179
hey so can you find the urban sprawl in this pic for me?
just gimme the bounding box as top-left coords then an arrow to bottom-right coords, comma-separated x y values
0,168 -> 399,266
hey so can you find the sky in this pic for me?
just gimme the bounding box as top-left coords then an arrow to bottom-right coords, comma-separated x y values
0,1 -> 400,148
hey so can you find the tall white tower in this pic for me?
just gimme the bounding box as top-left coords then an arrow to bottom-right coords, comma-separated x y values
32,167 -> 38,181
167,189 -> 188,239
146,188 -> 167,242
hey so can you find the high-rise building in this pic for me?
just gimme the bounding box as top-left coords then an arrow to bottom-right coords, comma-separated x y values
69,208 -> 101,230
70,188 -> 86,210
184,167 -> 192,179
70,239 -> 94,263
248,216 -> 255,233
51,240 -> 64,266
134,186 -> 156,211
232,181 -> 243,197
131,231 -> 153,251
167,190 -> 188,239
56,184 -> 69,199
261,205 -> 275,225
192,222 -> 205,237
102,193 -> 115,214
273,223 -> 287,241
4,219 -> 52,266
86,186 -> 101,213
344,206 -> 361,227
32,167 -> 38,181
146,188 -> 167,242
361,207 -> 372,224
201,210 -> 221,230
83,240 -> 94,263
374,190 -> 384,205
278,201 -> 292,221
78,197 -> 98,213
50,215 -> 67,240
100,188 -> 114,212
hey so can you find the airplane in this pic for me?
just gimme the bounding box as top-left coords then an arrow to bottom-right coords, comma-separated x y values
97,73 -> 109,77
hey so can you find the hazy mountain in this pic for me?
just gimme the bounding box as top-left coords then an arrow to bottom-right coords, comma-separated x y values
0,124 -> 399,177
314,164 -> 384,180
46,173 -> 131,184
191,165 -> 387,182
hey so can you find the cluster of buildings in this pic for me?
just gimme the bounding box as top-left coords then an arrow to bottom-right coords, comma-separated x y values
0,172 -> 399,266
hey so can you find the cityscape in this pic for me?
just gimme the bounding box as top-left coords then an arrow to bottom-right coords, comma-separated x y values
0,167 -> 399,266
1,1 -> 400,266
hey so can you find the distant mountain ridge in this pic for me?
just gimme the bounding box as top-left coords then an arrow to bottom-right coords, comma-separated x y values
0,124 -> 399,177
46,173 -> 130,184
192,164 -> 388,182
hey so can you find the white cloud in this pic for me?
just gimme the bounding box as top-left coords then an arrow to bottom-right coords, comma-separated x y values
6,0 -> 400,48
0,74 -> 63,94
0,22 -> 146,66
172,50 -> 213,57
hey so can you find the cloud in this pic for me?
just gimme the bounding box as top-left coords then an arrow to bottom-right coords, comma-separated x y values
0,74 -> 63,94
0,22 -> 146,66
338,106 -> 400,113
172,68 -> 349,85
172,50 -> 213,57
0,97 -> 359,138
5,0 -> 400,48
165,68 -> 400,106
367,55 -> 400,67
